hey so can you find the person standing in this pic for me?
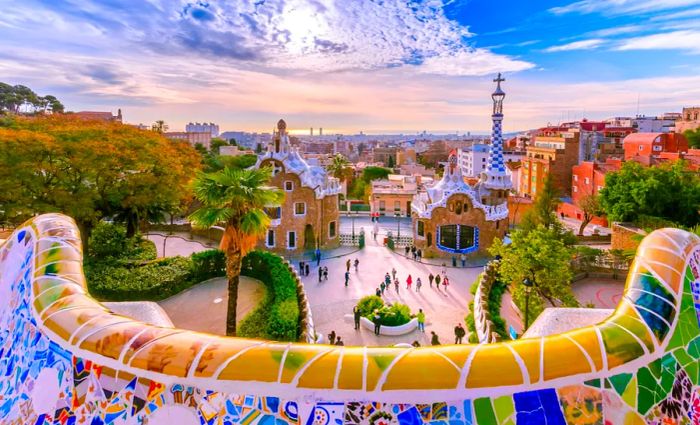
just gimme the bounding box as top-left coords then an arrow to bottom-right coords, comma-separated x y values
460,253 -> 466,268
391,267 -> 397,281
454,323 -> 466,344
434,273 -> 441,290
299,260 -> 304,274
318,266 -> 323,282
384,272 -> 391,288
380,281 -> 386,295
443,276 -> 449,291
428,273 -> 434,288
406,274 -> 412,290
373,310 -> 381,335
404,245 -> 410,257
375,287 -> 381,297
354,258 -> 359,272
417,309 -> 425,332
323,266 -> 329,281
394,278 -> 399,293
335,337 -> 344,346
411,245 -> 417,261
416,277 -> 422,292
346,259 -> 351,273
328,330 -> 336,345
430,331 -> 440,346
353,305 -> 361,330
316,248 -> 321,266
417,249 -> 422,262
304,262 -> 310,276
344,271 -> 350,287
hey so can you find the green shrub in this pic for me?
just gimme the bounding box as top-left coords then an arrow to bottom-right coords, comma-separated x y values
357,295 -> 384,318
191,249 -> 226,282
238,251 -> 300,341
89,222 -> 128,260
87,256 -> 194,301
378,303 -> 411,326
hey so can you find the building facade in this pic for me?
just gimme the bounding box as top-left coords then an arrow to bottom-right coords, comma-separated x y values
623,132 -> 688,161
185,122 -> 219,137
370,175 -> 419,217
676,107 -> 700,133
163,131 -> 213,150
254,119 -> 341,253
411,74 -> 510,257
520,129 -> 580,198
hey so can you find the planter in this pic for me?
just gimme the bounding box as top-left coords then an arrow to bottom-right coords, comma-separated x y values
360,316 -> 418,336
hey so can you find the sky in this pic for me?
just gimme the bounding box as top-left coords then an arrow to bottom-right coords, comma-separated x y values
1,0 -> 700,134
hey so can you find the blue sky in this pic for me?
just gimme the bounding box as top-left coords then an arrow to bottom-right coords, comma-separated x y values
1,0 -> 699,133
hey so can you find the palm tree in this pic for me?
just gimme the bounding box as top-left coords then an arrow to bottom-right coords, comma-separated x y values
326,154 -> 351,181
189,166 -> 284,336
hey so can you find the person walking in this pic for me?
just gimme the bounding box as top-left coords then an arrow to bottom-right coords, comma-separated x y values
354,258 -> 359,272
299,260 -> 304,274
434,273 -> 441,290
391,267 -> 397,281
460,253 -> 466,268
416,277 -> 422,292
353,305 -> 361,330
404,245 -> 410,257
375,287 -> 382,297
428,273 -> 434,288
304,262 -> 310,276
323,266 -> 329,281
373,310 -> 382,335
344,271 -> 350,287
384,273 -> 391,288
380,281 -> 386,295
318,266 -> 323,282
417,249 -> 422,262
431,331 -> 440,346
315,248 -> 321,266
443,276 -> 449,291
452,256 -> 457,267
406,274 -> 412,290
346,259 -> 351,273
441,262 -> 447,276
454,323 -> 466,344
335,337 -> 344,346
328,330 -> 336,345
394,278 -> 399,293
411,245 -> 417,261
417,309 -> 425,332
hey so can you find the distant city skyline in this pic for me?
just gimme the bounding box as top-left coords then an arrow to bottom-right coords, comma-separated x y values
2,0 -> 699,133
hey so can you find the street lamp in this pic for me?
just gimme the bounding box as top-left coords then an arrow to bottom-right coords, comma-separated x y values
395,212 -> 401,239
522,277 -> 534,331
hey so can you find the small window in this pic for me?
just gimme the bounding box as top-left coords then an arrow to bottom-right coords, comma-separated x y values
573,186 -> 578,192
265,207 -> 281,220
573,175 -> 578,182
284,181 -> 294,191
266,230 -> 275,247
482,158 -> 486,162
449,202 -> 455,212
652,145 -> 662,152
639,145 -> 644,151
584,177 -> 590,185
294,202 -> 306,216
394,201 -> 400,211
455,201 -> 462,215
288,231 -> 296,249
379,200 -> 386,211
329,221 -> 337,238
417,221 -> 425,237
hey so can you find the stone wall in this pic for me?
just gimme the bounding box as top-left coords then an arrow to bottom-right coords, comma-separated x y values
472,260 -> 502,344
611,222 -> 647,251
3,213 -> 700,424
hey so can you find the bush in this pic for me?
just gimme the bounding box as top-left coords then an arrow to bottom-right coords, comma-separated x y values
87,256 -> 193,301
89,222 -> 128,260
191,249 -> 226,282
238,251 -> 300,341
355,295 -> 411,326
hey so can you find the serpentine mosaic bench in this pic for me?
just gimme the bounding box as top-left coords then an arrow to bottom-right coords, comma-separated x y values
2,213 -> 700,424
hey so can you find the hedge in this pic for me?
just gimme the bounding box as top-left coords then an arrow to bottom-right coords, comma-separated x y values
86,248 -> 226,302
356,295 -> 412,326
238,251 -> 300,341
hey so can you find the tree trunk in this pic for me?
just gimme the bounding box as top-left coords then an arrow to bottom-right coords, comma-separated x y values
225,248 -> 243,336
578,214 -> 592,236
76,220 -> 93,256
126,211 -> 138,238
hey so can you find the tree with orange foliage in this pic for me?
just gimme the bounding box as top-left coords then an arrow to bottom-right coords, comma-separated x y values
188,166 -> 284,336
0,115 -> 200,250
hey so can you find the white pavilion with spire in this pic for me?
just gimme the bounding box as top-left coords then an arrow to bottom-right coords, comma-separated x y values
411,75 -> 511,256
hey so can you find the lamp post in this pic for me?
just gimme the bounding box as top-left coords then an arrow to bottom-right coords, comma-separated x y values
522,277 -> 534,331
395,212 -> 401,239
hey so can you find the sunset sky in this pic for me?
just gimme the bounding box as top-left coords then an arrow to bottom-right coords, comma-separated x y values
1,0 -> 700,134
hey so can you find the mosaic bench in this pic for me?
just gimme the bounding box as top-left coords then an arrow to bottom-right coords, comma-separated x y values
1,213 -> 700,424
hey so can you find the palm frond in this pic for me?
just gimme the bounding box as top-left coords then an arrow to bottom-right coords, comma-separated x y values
240,209 -> 271,237
188,206 -> 234,229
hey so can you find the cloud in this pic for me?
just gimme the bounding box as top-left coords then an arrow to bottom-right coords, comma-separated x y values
549,0 -> 700,15
544,39 -> 605,52
587,25 -> 645,37
615,30 -> 700,53
1,0 -> 533,77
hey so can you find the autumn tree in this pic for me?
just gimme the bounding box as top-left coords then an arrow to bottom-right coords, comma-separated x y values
0,115 -> 200,250
577,193 -> 603,235
0,82 -> 64,114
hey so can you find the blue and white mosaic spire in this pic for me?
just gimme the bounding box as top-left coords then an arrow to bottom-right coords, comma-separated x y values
484,73 -> 512,190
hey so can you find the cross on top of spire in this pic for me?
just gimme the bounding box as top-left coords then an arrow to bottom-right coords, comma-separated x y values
493,72 -> 505,84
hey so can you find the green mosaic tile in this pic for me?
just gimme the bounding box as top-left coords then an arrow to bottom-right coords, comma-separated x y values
688,336 -> 700,359
493,395 -> 514,425
667,275 -> 699,351
584,379 -> 601,388
473,397 -> 498,425
600,323 -> 646,368
622,376 -> 637,409
608,373 -> 633,396
673,347 -> 694,367
636,356 -> 677,415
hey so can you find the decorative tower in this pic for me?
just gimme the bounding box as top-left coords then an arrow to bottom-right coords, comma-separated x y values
269,119 -> 289,154
483,73 -> 512,197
